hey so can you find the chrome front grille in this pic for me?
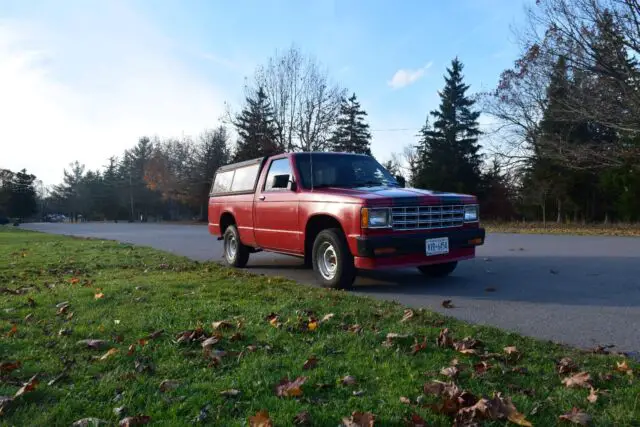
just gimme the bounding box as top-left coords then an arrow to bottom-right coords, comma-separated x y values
391,205 -> 465,230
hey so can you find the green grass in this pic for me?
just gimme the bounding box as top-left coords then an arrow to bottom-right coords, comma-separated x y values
1,228 -> 639,426
485,221 -> 640,237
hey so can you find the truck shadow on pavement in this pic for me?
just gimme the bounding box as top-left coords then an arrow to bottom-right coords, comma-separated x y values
247,255 -> 640,308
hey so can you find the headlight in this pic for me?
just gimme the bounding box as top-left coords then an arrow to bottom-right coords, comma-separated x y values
361,208 -> 391,228
464,205 -> 479,222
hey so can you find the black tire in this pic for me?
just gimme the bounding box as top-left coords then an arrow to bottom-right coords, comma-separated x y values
311,228 -> 356,289
417,261 -> 458,278
223,225 -> 250,268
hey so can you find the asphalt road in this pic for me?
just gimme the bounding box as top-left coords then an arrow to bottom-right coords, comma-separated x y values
20,222 -> 640,355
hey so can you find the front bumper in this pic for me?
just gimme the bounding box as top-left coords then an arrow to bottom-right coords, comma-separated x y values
353,227 -> 485,269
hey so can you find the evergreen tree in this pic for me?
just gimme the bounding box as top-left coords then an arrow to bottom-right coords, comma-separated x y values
8,169 -> 38,219
329,93 -> 372,155
414,58 -> 483,194
233,86 -> 280,162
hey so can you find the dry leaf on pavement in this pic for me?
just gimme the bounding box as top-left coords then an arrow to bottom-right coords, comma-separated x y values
442,300 -> 454,309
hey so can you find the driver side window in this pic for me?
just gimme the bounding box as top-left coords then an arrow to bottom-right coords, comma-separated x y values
264,158 -> 293,192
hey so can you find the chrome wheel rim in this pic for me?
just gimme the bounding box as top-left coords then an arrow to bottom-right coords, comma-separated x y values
317,242 -> 338,281
225,234 -> 237,261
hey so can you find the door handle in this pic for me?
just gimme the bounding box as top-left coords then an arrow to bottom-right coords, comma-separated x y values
258,195 -> 265,201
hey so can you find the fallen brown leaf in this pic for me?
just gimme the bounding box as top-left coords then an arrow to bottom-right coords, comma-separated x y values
562,372 -> 592,389
293,410 -> 311,425
453,337 -> 481,354
118,415 -> 151,426
0,361 -> 21,374
440,366 -> 460,378
320,313 -> 334,322
401,309 -> 415,323
399,396 -> 411,404
442,299 -> 454,309
14,375 -> 38,398
405,413 -> 426,426
616,360 -> 633,375
504,346 -> 519,355
212,320 -> 232,330
71,418 -> 108,426
249,410 -> 273,427
145,330 -> 164,340
341,375 -> 357,386
99,348 -> 119,361
220,389 -> 241,397
474,361 -> 491,376
587,387 -> 598,404
342,411 -> 375,427
437,328 -> 454,348
159,380 -> 180,392
411,337 -> 427,355
348,324 -> 363,334
76,339 -> 109,350
559,407 -> 592,425
201,336 -> 221,350
94,293 -> 104,299
423,380 -> 460,398
275,376 -> 307,397
127,344 -> 136,356
303,356 -> 318,370
6,324 -> 17,338
230,332 -> 244,342
557,357 -> 578,374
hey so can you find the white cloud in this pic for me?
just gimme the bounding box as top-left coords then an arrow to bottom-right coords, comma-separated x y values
0,2 -> 228,186
387,61 -> 433,89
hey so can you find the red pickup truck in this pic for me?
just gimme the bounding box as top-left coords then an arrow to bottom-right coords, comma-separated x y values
208,152 -> 485,289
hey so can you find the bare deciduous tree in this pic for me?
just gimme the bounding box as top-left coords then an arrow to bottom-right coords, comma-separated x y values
254,44 -> 346,152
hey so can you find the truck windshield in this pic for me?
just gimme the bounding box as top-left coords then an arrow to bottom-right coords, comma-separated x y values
295,153 -> 400,189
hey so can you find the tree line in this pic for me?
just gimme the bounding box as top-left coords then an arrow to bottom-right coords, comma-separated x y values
1,0 -> 639,224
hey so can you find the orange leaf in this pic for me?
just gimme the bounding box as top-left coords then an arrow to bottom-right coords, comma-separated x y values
94,293 -> 104,299
249,410 -> 273,427
275,376 -> 307,397
6,324 -> 17,338
99,348 -> 119,361
0,361 -> 21,374
138,338 -> 148,347
14,375 -> 38,398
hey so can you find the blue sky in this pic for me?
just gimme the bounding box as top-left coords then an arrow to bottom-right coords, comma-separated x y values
0,0 -> 532,185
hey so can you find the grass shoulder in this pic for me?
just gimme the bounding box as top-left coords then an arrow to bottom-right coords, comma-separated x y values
1,228 -> 638,426
485,221 -> 640,237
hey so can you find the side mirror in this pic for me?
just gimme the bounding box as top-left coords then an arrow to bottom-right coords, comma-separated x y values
272,174 -> 291,189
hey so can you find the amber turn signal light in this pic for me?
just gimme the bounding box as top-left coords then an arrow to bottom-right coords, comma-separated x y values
468,238 -> 483,245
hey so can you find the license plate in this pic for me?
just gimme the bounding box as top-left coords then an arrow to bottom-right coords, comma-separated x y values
426,237 -> 449,256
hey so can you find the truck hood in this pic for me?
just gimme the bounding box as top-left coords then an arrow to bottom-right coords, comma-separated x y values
311,186 -> 477,205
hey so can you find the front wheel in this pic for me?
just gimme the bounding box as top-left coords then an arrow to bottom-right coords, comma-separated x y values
223,225 -> 250,268
417,261 -> 458,278
311,228 -> 356,289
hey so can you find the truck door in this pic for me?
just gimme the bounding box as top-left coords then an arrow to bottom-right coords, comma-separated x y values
253,156 -> 301,254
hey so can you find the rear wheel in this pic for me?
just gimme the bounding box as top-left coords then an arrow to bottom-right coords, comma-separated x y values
417,261 -> 458,278
223,225 -> 250,268
312,228 -> 356,289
